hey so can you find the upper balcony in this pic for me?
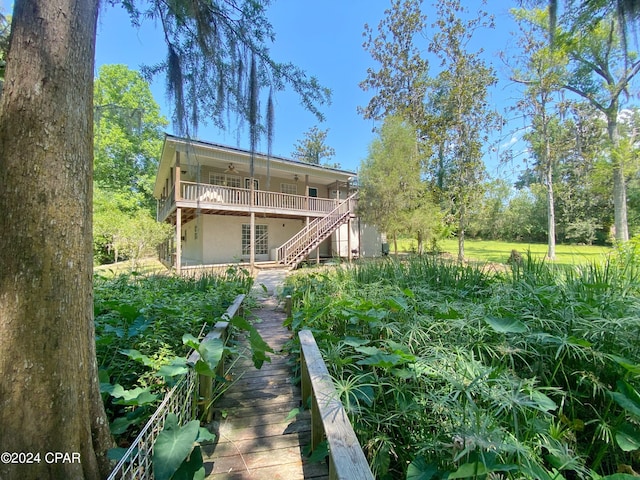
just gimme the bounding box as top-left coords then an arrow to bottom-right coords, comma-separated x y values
158,181 -> 353,222
154,135 -> 359,224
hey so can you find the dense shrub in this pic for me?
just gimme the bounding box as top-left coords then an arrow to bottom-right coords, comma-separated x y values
94,267 -> 253,445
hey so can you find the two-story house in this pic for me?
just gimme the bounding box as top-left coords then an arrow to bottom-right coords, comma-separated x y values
154,134 -> 381,272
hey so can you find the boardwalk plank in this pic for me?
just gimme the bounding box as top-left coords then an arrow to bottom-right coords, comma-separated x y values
203,279 -> 328,480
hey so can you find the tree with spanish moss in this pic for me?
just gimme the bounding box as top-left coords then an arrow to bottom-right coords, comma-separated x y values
0,1 -> 330,479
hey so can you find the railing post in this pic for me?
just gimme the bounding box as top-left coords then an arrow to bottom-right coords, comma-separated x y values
298,330 -> 374,480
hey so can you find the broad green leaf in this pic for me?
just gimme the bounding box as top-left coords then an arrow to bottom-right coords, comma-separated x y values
385,296 -> 409,311
353,385 -> 375,407
171,446 -> 205,480
103,324 -> 125,338
156,358 -> 189,379
182,333 -> 201,351
128,316 -> 151,337
153,414 -> 200,480
608,355 -> 640,375
567,336 -> 592,348
116,304 -> 142,322
357,352 -> 403,369
484,315 -> 527,333
448,462 -> 488,479
231,315 -> 252,330
195,337 -> 225,377
392,368 -> 414,380
306,440 -> 328,463
109,385 -> 158,406
110,416 -> 138,435
406,457 -> 438,480
249,328 -> 273,369
285,408 -> 301,422
120,349 -> 154,367
342,337 -> 370,347
98,368 -> 110,384
615,423 -> 640,452
355,346 -> 381,356
528,389 -> 558,412
402,288 -> 415,298
610,380 -> 640,418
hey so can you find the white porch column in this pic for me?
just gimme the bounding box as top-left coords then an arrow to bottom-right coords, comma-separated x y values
176,207 -> 182,275
250,177 -> 255,268
348,218 -> 352,263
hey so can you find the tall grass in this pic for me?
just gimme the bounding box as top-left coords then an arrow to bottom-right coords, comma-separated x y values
285,254 -> 640,479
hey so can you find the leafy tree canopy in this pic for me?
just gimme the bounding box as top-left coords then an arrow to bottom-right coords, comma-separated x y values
291,126 -> 336,166
94,64 -> 168,211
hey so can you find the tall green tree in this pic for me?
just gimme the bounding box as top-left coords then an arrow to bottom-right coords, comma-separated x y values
466,178 -> 512,240
0,1 -> 330,478
511,10 -> 569,258
426,0 -> 500,261
291,125 -> 336,166
560,11 -> 640,241
359,116 -> 438,254
359,0 -> 428,127
546,0 -> 640,55
94,64 -> 168,213
528,1 -> 640,241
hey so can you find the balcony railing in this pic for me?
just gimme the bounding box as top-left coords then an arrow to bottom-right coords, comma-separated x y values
158,181 -> 343,220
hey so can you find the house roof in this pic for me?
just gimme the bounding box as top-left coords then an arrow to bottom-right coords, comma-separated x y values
154,134 -> 357,198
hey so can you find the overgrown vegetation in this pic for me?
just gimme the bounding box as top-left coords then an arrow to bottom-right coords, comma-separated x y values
94,267 -> 254,447
285,253 -> 640,479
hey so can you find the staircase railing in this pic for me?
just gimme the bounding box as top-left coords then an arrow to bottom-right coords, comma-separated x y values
276,193 -> 357,268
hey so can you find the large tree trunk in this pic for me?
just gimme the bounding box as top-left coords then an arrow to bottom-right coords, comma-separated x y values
608,106 -> 629,242
0,1 -> 113,479
545,137 -> 556,260
546,171 -> 556,260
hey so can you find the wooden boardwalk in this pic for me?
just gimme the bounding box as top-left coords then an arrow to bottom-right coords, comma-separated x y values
201,284 -> 329,479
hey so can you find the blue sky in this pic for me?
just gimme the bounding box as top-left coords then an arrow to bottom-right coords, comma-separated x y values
94,1 -> 526,177
3,1 -> 524,177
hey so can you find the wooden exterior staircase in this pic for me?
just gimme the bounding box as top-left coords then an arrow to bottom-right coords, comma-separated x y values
276,193 -> 357,269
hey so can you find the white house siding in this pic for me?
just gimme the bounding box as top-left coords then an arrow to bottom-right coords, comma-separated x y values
359,222 -> 383,258
331,221 -> 382,258
198,214 -> 307,264
181,218 -> 203,266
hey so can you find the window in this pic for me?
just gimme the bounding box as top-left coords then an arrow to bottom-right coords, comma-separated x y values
245,178 -> 259,190
280,183 -> 297,195
242,224 -> 268,256
308,187 -> 318,197
210,173 -> 240,188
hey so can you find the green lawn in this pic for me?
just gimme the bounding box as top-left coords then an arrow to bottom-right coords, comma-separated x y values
395,237 -> 612,267
94,257 -> 167,276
